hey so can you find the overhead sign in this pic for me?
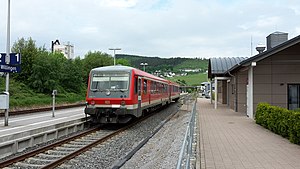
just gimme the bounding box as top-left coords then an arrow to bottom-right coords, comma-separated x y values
0,53 -> 21,73
0,53 -> 21,65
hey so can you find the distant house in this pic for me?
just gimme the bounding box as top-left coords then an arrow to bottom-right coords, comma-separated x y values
208,32 -> 300,119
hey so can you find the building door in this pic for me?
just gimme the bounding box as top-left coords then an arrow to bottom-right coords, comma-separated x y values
288,84 -> 300,110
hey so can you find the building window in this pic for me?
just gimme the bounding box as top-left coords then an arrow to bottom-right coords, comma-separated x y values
288,84 -> 300,110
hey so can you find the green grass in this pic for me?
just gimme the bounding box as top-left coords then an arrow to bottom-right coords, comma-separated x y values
0,78 -> 85,109
168,72 -> 208,86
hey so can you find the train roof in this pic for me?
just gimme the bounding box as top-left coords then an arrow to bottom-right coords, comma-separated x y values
91,65 -> 169,83
91,65 -> 134,72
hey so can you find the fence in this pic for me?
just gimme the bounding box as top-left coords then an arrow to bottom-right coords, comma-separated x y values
176,98 -> 197,169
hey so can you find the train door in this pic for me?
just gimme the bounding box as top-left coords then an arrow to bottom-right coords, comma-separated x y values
137,77 -> 142,116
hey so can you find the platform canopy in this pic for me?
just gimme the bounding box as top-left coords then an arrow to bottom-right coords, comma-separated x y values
208,57 -> 247,79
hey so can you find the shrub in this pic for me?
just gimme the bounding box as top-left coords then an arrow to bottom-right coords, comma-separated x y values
255,103 -> 300,145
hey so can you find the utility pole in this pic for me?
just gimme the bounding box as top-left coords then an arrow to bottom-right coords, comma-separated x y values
109,48 -> 121,66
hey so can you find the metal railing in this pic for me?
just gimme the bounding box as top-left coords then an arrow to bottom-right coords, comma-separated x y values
177,98 -> 197,169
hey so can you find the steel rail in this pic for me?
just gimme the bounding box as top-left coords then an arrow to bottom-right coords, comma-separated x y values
0,126 -> 99,168
0,102 -> 179,169
111,106 -> 180,169
41,112 -> 159,169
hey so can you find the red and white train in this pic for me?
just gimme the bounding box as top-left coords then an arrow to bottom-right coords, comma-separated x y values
85,65 -> 180,124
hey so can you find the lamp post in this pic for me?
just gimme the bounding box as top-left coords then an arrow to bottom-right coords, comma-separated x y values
140,62 -> 148,71
109,48 -> 121,66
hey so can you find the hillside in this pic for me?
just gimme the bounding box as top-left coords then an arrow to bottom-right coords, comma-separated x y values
116,54 -> 208,73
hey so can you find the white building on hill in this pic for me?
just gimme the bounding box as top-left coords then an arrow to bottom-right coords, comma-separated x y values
51,40 -> 74,59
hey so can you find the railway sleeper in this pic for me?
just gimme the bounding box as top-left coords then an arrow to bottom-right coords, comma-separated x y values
36,153 -> 63,159
26,157 -> 55,163
55,147 -> 78,151
62,144 -> 84,148
46,150 -> 71,155
14,162 -> 45,168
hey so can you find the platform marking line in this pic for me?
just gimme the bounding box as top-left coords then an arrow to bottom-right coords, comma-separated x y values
0,114 -> 85,133
0,108 -> 84,124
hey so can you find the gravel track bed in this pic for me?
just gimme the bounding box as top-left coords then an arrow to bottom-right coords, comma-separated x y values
60,102 -> 183,169
0,101 -> 190,169
121,107 -> 190,169
0,124 -> 92,163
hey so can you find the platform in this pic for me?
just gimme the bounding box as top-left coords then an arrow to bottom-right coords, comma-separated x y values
197,98 -> 300,169
0,107 -> 87,159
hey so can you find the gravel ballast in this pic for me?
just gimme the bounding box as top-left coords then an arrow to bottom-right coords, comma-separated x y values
121,106 -> 190,169
62,102 -> 191,169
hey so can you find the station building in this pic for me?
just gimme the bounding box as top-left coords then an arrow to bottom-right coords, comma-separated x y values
208,32 -> 300,119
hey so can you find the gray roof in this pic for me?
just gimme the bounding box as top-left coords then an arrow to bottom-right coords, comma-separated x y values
208,57 -> 247,78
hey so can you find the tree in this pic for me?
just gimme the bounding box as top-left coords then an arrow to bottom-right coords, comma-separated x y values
82,51 -> 113,83
60,58 -> 85,93
28,52 -> 65,93
11,37 -> 44,84
116,58 -> 130,66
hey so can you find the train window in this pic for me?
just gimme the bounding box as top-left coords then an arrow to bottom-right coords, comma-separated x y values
134,77 -> 138,94
143,80 -> 147,94
138,78 -> 141,95
91,73 -> 129,91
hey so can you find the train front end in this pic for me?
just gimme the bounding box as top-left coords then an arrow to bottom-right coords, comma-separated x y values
85,66 -> 137,124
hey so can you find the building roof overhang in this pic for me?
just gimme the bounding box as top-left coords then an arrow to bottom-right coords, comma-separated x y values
227,34 -> 300,74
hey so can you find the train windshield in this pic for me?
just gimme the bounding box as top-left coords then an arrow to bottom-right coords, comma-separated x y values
91,72 -> 130,91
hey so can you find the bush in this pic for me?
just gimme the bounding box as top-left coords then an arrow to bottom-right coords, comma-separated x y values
255,103 -> 300,144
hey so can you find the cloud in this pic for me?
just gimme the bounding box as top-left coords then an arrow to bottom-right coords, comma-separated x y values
78,26 -> 99,34
100,0 -> 138,8
0,0 -> 299,58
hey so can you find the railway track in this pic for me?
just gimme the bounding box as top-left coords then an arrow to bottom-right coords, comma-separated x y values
0,102 -> 180,169
0,123 -> 127,169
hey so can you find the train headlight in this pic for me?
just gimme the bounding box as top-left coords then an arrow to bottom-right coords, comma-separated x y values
91,100 -> 95,106
105,89 -> 111,96
121,100 -> 126,106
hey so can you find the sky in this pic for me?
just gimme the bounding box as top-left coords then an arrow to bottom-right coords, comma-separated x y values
0,0 -> 300,58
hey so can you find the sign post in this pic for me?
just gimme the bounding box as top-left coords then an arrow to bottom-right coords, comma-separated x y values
4,0 -> 11,126
52,90 -> 57,117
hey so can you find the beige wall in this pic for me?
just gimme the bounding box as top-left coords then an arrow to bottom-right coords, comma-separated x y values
217,43 -> 300,115
236,71 -> 248,114
253,43 -> 300,111
217,80 -> 228,104
228,77 -> 235,110
228,71 -> 247,114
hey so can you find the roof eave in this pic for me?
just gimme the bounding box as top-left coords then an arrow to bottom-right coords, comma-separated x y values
227,34 -> 300,74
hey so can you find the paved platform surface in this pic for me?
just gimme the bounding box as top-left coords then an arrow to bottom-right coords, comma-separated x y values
0,107 -> 85,139
197,98 -> 300,169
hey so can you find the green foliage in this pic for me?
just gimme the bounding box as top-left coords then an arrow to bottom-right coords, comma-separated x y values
60,58 -> 86,93
82,51 -> 113,83
11,37 -> 44,84
28,52 -> 65,93
255,103 -> 300,144
168,73 -> 208,86
116,54 -> 208,73
116,58 -> 130,66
